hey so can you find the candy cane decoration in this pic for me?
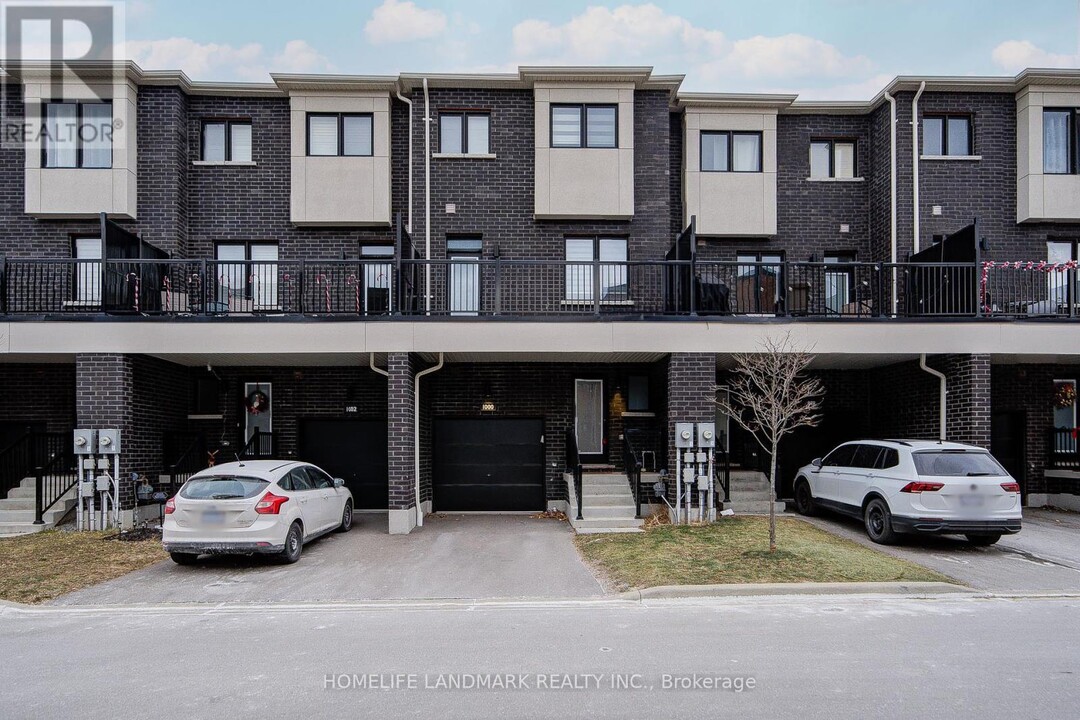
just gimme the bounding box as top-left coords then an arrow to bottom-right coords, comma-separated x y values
346,274 -> 361,314
162,275 -> 172,313
315,274 -> 331,313
125,272 -> 140,313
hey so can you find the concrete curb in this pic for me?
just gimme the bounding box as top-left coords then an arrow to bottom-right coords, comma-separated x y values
618,581 -> 977,600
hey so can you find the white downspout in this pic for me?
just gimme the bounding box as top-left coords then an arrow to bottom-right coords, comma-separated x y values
422,77 -> 432,315
912,81 -> 926,254
414,353 -> 444,528
920,354 -> 947,442
369,352 -> 389,379
395,89 -> 413,234
884,91 -> 898,315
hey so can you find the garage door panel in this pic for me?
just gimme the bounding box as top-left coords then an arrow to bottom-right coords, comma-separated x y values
299,419 -> 388,510
434,418 -> 544,512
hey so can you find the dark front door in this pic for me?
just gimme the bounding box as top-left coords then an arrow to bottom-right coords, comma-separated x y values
433,418 -> 545,511
991,411 -> 1027,501
299,418 -> 388,510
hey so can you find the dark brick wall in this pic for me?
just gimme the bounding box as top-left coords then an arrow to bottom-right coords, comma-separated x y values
137,86 -> 190,256
387,353 -> 416,511
666,353 -> 716,500
0,363 -> 76,434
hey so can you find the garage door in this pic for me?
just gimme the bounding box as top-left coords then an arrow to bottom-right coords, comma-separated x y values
299,419 -> 388,510
433,418 -> 545,512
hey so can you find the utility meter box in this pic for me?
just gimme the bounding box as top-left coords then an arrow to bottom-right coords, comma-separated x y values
80,480 -> 96,498
73,429 -> 96,456
97,429 -> 121,455
675,423 -> 695,449
697,422 -> 716,449
95,474 -> 112,492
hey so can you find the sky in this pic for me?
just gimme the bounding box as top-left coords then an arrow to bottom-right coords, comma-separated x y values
115,0 -> 1080,99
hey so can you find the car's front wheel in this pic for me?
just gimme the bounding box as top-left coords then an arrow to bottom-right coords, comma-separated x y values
279,522 -> 304,564
170,552 -> 199,566
794,479 -> 816,516
337,501 -> 353,533
965,533 -> 1002,547
863,498 -> 898,545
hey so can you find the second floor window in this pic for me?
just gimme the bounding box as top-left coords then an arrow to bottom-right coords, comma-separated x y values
439,112 -> 490,154
701,131 -> 762,173
923,115 -> 972,156
43,101 -> 112,169
203,120 -> 252,162
565,237 -> 628,302
307,113 -> 373,157
1044,109 -> 1076,174
551,105 -> 617,148
810,139 -> 856,178
216,242 -> 279,310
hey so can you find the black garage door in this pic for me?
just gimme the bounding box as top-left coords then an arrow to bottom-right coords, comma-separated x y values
299,419 -> 388,510
433,418 -> 545,512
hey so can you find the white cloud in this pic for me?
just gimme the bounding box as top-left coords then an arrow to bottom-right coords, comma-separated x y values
364,0 -> 448,45
991,39 -> 1079,72
126,37 -> 334,81
715,34 -> 873,80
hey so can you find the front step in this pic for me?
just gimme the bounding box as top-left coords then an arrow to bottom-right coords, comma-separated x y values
564,473 -> 643,534
1,478 -> 78,534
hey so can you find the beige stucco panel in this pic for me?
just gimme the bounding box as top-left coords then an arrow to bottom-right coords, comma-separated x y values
1042,174 -> 1080,221
294,157 -> 389,225
539,149 -> 627,218
688,172 -> 777,236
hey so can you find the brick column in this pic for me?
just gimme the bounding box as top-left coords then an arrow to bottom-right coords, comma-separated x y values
666,353 -> 716,498
387,353 -> 417,534
941,354 -> 992,447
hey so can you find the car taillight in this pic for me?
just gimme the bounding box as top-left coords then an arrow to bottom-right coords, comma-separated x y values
164,497 -> 176,514
255,491 -> 289,515
900,482 -> 945,493
1000,482 -> 1021,493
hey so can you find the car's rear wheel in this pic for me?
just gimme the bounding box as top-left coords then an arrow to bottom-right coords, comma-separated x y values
279,522 -> 303,564
965,533 -> 1002,547
794,479 -> 816,516
337,501 -> 353,533
170,552 -> 199,566
864,498 -> 898,545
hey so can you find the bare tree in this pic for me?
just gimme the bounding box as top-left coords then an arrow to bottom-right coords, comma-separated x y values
714,333 -> 823,552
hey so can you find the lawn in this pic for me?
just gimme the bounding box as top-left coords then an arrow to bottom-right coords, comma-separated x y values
575,517 -> 953,591
0,530 -> 167,605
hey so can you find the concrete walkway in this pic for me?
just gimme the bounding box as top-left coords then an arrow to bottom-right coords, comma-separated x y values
803,507 -> 1080,594
52,513 -> 604,605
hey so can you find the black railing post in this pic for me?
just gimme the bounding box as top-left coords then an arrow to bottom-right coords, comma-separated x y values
575,466 -> 584,521
0,254 -> 7,314
592,257 -> 601,316
688,215 -> 698,317
493,250 -> 502,316
33,466 -> 45,525
298,259 -> 306,315
199,259 -> 208,314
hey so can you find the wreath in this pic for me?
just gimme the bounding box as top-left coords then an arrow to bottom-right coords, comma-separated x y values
1054,383 -> 1077,410
246,389 -> 270,415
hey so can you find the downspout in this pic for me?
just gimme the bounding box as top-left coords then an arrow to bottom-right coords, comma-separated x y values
422,77 -> 432,315
414,353 -> 444,528
884,91 -> 898,315
395,88 -> 413,234
912,81 -> 926,254
369,352 -> 389,379
920,354 -> 947,442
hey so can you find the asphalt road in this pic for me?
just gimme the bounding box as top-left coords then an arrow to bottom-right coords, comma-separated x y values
803,508 -> 1080,593
2,594 -> 1078,719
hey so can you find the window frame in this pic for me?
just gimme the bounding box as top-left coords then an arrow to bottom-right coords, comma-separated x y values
1044,108 -> 1077,174
201,118 -> 253,162
736,251 -> 785,313
809,137 -> 858,178
305,112 -> 374,157
549,103 -> 619,149
438,111 -> 491,154
922,113 -> 973,157
700,130 -> 763,173
214,241 -> 279,303
42,99 -> 114,169
70,234 -> 103,306
563,235 -> 629,303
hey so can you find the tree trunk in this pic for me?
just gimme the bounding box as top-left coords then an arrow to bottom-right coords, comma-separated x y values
768,440 -> 778,553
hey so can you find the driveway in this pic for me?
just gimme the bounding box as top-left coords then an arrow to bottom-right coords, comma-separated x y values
804,508 -> 1080,593
51,513 -> 604,605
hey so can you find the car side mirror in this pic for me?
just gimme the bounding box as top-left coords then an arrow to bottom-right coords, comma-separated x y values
333,478 -> 345,488
811,458 -> 823,468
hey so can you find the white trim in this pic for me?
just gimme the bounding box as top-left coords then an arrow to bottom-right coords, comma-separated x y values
920,155 -> 982,161
192,160 -> 258,167
805,177 -> 865,183
432,153 -> 497,159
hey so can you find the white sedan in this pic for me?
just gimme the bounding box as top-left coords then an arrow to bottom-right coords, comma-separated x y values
162,460 -> 353,565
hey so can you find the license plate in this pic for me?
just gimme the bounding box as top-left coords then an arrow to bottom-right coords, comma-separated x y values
201,510 -> 225,525
959,495 -> 984,507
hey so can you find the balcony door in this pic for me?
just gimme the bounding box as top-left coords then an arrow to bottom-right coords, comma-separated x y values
824,254 -> 854,315
736,253 -> 782,314
1053,379 -> 1077,455
447,238 -> 482,316
361,245 -> 394,315
73,237 -> 102,307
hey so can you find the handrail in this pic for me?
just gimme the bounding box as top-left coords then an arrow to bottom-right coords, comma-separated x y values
564,429 -> 583,521
34,444 -> 77,525
716,436 -> 731,504
622,432 -> 643,519
241,428 -> 276,459
166,433 -> 205,494
2,431 -> 66,503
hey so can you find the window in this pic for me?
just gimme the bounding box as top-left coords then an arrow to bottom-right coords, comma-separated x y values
1044,109 -> 1075,174
43,101 -> 112,168
439,112 -> 490,154
285,468 -> 313,491
1047,241 -> 1078,311
361,245 -> 394,315
565,237 -> 628,303
822,444 -> 856,467
912,451 -> 1007,477
850,445 -> 884,469
875,448 -> 900,470
72,236 -> 102,306
303,466 -> 334,489
192,375 -> 221,415
202,120 -> 252,162
923,115 -> 972,156
215,243 -> 279,309
628,376 -> 649,412
810,139 -> 856,178
736,252 -> 783,314
700,131 -> 762,172
306,113 -> 372,157
824,254 -> 855,314
550,104 -> 617,148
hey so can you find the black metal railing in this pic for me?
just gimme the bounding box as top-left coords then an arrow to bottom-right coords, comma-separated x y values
1049,428 -> 1080,470
1,431 -> 67,502
2,255 -> 1079,321
165,433 -> 206,494
622,432 -> 644,519
34,445 -> 77,525
717,435 -> 731,504
565,429 -> 583,521
241,429 -> 276,459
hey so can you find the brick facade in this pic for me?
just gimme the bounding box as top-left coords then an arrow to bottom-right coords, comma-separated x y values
387,353 -> 416,514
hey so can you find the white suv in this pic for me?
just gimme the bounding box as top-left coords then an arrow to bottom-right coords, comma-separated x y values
792,440 -> 1022,546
